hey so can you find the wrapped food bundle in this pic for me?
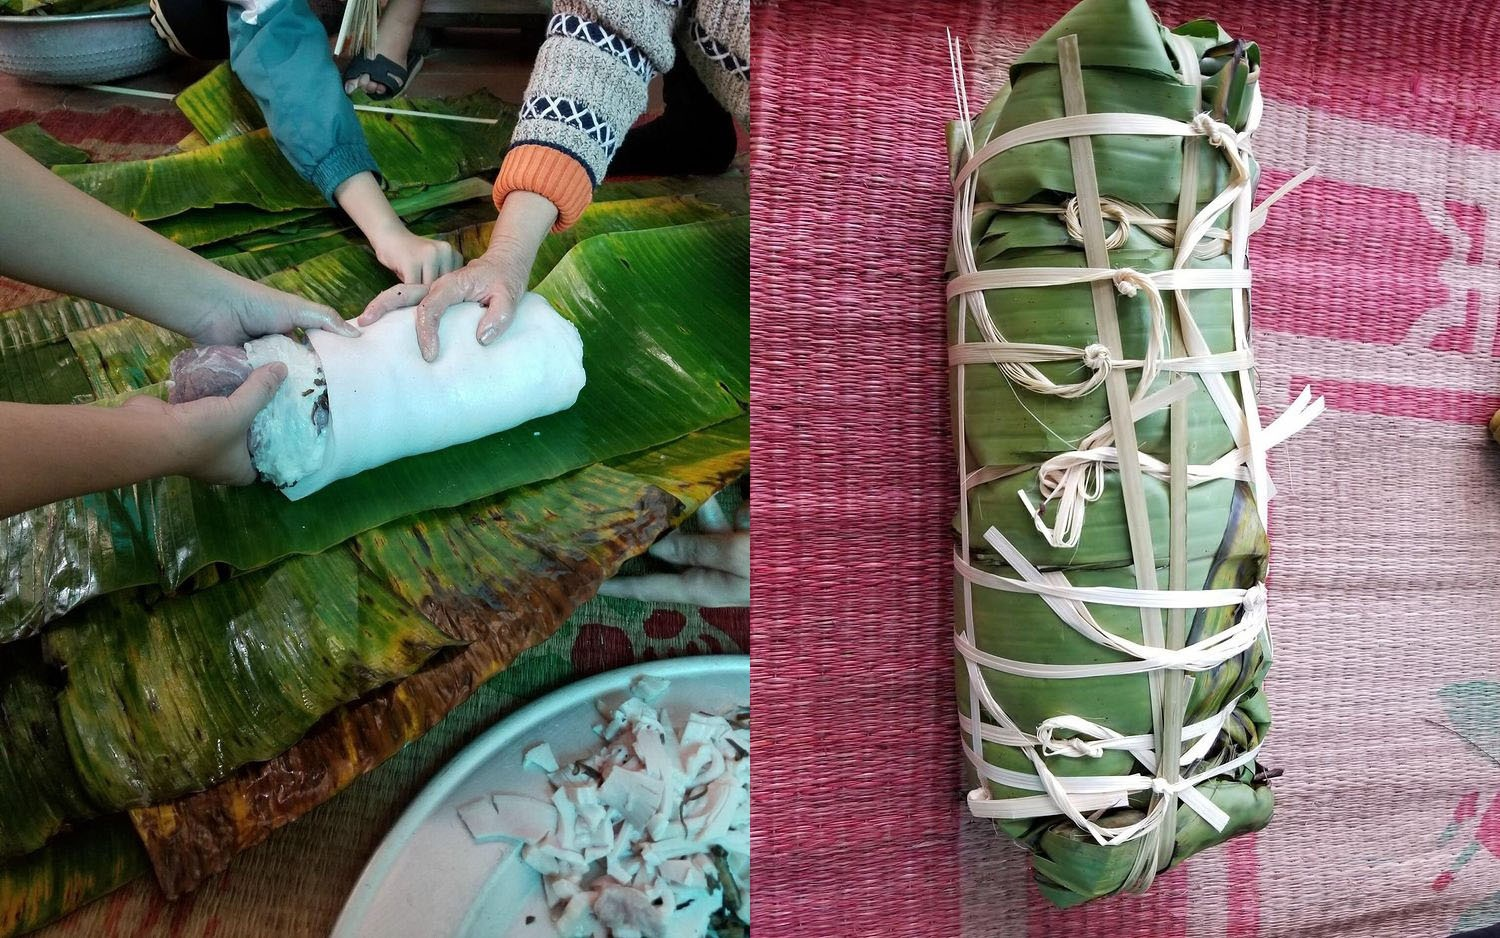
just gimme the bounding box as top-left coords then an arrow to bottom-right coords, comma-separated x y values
170,293 -> 586,499
946,0 -> 1321,906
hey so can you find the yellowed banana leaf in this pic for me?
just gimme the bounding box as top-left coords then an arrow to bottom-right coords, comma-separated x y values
0,817 -> 146,936
131,415 -> 749,896
45,549 -> 460,810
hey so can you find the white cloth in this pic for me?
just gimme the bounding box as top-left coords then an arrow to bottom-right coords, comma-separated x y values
270,293 -> 586,500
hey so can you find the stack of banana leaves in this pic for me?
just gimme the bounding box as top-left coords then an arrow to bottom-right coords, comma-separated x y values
0,66 -> 748,935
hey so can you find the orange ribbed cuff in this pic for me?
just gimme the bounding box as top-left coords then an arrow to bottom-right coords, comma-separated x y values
492,144 -> 595,232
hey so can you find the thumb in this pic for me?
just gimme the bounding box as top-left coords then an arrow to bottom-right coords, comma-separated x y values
296,304 -> 360,338
226,362 -> 287,422
358,282 -> 429,326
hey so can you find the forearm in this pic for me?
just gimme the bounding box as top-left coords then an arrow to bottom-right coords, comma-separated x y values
484,191 -> 558,261
228,0 -> 379,202
0,402 -> 184,518
0,137 -> 243,336
335,172 -> 403,243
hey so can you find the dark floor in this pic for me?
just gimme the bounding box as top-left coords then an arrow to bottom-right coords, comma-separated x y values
0,27 -> 546,116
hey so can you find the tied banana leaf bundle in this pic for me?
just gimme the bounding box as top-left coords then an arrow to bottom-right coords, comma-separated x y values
946,0 -> 1321,906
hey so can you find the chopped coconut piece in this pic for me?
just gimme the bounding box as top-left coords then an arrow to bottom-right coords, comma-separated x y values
488,794 -> 558,845
556,890 -> 600,938
600,766 -> 666,832
473,676 -> 748,935
456,797 -> 508,843
630,674 -> 671,705
524,742 -> 560,773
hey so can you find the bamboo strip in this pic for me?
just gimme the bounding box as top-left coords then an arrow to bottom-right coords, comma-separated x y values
1056,34 -> 1167,890
81,84 -> 501,125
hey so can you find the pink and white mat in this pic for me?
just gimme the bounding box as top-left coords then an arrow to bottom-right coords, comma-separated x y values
752,2 -> 1500,934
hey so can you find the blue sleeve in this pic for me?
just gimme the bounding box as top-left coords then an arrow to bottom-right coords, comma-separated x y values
226,0 -> 380,203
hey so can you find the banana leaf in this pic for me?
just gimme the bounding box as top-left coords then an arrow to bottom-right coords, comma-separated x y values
190,170 -> 747,266
149,177 -> 494,250
44,549 -> 460,810
0,0 -> 137,14
0,212 -> 747,640
0,413 -> 744,917
172,64 -> 267,146
172,63 -> 501,148
130,415 -> 749,896
0,646 -> 100,859
59,195 -> 728,400
53,92 -> 513,222
0,816 -> 146,936
1,125 -> 87,168
951,0 -> 1280,906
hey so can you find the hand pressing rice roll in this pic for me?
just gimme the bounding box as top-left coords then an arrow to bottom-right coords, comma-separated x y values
170,292 -> 587,499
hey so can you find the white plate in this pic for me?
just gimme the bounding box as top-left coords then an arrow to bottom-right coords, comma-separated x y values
332,655 -> 750,938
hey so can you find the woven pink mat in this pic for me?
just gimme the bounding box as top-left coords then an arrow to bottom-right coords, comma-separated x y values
751,1 -> 1500,935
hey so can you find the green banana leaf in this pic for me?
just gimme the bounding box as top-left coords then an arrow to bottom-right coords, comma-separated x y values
2,125 -> 87,168
0,646 -> 100,859
0,205 -> 745,641
197,175 -> 742,260
0,817 -> 146,936
149,177 -> 494,250
45,549 -> 460,810
153,217 -> 746,574
132,416 -> 749,896
0,412 -> 744,919
173,63 -> 502,148
172,64 -> 267,146
951,0 -> 1276,906
62,195 -> 728,400
54,92 -> 513,222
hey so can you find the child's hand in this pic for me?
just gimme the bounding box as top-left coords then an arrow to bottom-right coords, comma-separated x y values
157,362 -> 288,485
356,245 -> 531,362
370,225 -> 463,285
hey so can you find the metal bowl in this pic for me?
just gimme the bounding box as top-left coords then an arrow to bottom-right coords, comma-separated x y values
0,4 -> 172,85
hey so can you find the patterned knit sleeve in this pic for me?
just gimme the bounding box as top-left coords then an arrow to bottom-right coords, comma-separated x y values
493,0 -> 683,230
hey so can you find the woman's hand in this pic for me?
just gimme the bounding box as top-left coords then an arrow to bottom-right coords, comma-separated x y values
369,223 -> 464,285
187,281 -> 360,347
357,191 -> 558,362
0,364 -> 288,518
158,362 -> 289,484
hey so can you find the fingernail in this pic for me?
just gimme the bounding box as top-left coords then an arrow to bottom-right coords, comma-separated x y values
478,325 -> 498,345
270,362 -> 288,379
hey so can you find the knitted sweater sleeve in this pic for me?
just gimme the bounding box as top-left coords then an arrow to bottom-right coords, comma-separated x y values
493,1 -> 682,230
